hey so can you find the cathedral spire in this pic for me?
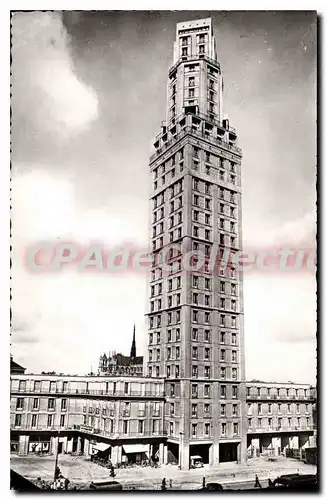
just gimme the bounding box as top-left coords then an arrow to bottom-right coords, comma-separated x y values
130,324 -> 136,360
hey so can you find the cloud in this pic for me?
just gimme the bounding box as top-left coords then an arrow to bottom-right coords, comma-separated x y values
11,11 -> 98,139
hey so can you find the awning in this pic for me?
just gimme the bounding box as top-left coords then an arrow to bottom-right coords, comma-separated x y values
123,444 -> 149,455
94,443 -> 111,452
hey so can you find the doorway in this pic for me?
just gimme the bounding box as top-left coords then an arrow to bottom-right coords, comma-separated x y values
219,442 -> 238,463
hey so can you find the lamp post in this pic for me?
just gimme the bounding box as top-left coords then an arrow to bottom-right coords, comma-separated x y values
53,431 -> 60,484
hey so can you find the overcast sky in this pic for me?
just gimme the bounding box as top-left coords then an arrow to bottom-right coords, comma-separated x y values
11,11 -> 316,383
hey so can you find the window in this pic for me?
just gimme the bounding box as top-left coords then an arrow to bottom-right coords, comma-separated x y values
220,385 -> 226,398
31,414 -> 37,427
232,404 -> 238,417
14,414 -> 22,427
221,423 -> 226,436
192,384 -> 198,398
192,404 -> 198,417
34,381 -> 41,391
204,366 -> 211,378
220,404 -> 226,416
61,399 -> 67,411
233,423 -> 238,435
204,347 -> 210,359
60,414 -> 65,427
232,386 -> 238,398
204,404 -> 210,415
205,423 -> 210,436
204,330 -> 210,342
192,347 -> 198,359
232,368 -> 237,379
123,421 -> 129,434
204,384 -> 211,398
192,424 -> 197,437
220,367 -> 226,379
192,328 -> 198,341
220,332 -> 225,344
48,398 -> 55,410
16,398 -> 24,410
33,398 -> 39,410
18,380 -> 26,392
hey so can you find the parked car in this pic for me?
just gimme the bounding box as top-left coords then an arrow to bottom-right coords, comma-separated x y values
89,480 -> 123,490
272,474 -> 317,490
190,455 -> 204,468
199,482 -> 224,491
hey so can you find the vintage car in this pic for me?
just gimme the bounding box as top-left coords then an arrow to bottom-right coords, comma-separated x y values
190,455 -> 204,468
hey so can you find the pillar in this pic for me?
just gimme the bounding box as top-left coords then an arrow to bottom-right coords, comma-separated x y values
111,445 -> 122,465
289,436 -> 299,449
60,436 -> 68,453
163,444 -> 168,464
272,437 -> 281,456
51,436 -> 59,456
66,438 -> 73,454
209,442 -> 219,467
83,438 -> 90,456
18,435 -> 29,455
159,442 -> 165,464
76,437 -> 82,454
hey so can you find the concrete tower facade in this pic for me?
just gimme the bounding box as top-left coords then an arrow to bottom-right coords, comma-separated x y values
147,18 -> 247,470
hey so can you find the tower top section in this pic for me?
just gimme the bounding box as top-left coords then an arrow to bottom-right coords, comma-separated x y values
173,17 -> 217,64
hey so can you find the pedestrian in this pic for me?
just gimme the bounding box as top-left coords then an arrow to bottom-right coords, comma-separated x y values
268,478 -> 273,488
161,478 -> 167,490
254,475 -> 262,488
169,479 -> 172,489
64,477 -> 70,491
110,465 -> 116,478
202,477 -> 206,489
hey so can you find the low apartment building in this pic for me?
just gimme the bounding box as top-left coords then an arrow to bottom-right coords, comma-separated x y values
10,374 -> 166,464
246,381 -> 316,457
10,373 -> 316,465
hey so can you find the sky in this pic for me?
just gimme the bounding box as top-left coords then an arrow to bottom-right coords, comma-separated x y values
11,11 -> 317,383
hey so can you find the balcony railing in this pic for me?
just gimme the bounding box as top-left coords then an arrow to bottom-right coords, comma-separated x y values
11,388 -> 165,398
150,125 -> 241,163
246,394 -> 315,401
247,424 -> 315,433
10,423 -> 168,438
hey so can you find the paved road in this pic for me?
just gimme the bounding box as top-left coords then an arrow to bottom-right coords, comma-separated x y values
11,454 -> 316,491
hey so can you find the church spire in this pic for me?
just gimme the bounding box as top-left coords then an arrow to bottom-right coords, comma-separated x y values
130,324 -> 136,360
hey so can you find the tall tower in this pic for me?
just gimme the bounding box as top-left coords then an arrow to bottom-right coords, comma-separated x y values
147,18 -> 247,470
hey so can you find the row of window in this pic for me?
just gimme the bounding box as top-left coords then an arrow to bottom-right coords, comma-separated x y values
14,413 -> 66,428
192,161 -> 237,185
149,329 -> 238,346
248,417 -> 311,429
151,292 -> 237,312
248,403 -> 312,415
247,387 -> 312,398
164,382 -> 239,399
16,397 -> 67,411
168,422 -> 239,438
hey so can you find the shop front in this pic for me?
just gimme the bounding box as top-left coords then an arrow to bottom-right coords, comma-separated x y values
122,444 -> 150,465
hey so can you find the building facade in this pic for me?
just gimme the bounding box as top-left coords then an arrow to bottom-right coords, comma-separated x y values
10,373 -> 316,464
10,373 -> 166,464
146,18 -> 246,469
